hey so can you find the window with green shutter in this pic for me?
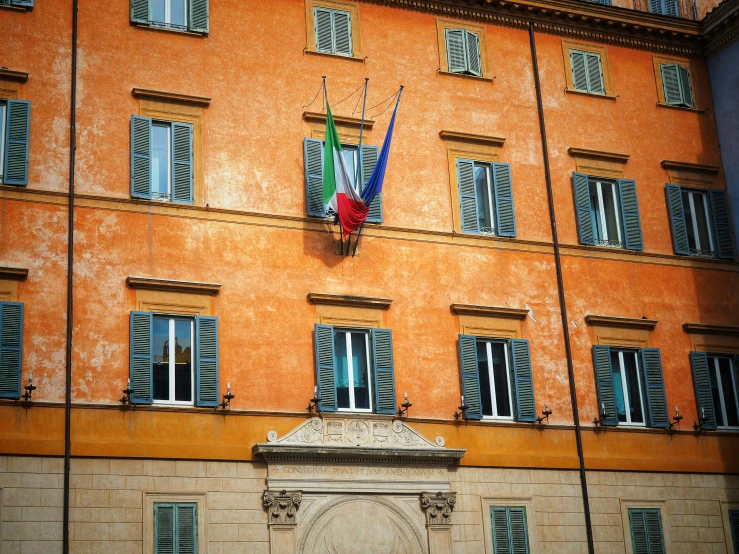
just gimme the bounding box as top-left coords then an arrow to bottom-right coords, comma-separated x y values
570,49 -> 605,95
131,0 -> 209,34
692,353 -> 739,430
729,509 -> 739,554
1,99 -> 31,187
2,0 -> 34,9
0,302 -> 24,400
457,159 -> 516,237
445,28 -> 482,77
154,502 -> 197,554
628,508 -> 665,554
314,7 -> 353,56
660,63 -> 694,108
491,506 -> 530,554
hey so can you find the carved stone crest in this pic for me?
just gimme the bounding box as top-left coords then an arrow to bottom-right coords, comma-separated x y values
420,492 -> 456,525
263,490 -> 303,525
347,420 -> 370,444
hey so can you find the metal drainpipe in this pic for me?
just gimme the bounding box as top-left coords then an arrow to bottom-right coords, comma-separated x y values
63,0 -> 79,551
528,22 -> 596,554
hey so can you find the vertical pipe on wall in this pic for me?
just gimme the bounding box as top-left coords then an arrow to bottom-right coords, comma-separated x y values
63,0 -> 79,551
527,22 -> 596,554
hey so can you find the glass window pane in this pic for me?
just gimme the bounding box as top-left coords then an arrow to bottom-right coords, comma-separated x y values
490,342 -> 511,417
589,183 -> 603,241
170,0 -> 186,26
611,351 -> 626,422
622,353 -> 644,424
173,320 -> 192,402
708,361 -> 725,427
474,165 -> 493,232
351,333 -> 370,410
151,124 -> 169,196
477,341 -> 493,417
682,191 -> 697,251
151,0 -> 165,23
693,193 -> 712,253
334,331 -> 350,409
152,318 -> 170,401
602,183 -> 621,243
341,147 -> 357,187
718,358 -> 739,427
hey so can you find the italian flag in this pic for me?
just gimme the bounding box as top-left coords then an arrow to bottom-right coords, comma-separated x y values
323,104 -> 369,235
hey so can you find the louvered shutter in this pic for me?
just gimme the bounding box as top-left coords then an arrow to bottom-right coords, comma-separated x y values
195,316 -> 218,407
491,508 -> 511,554
585,52 -> 605,94
592,345 -> 617,426
155,504 -> 175,554
640,348 -> 669,428
333,10 -> 352,56
129,311 -> 153,405
361,145 -> 382,223
677,65 -> 694,108
0,302 -> 23,399
570,51 -> 588,92
666,184 -> 690,255
660,64 -> 683,106
709,189 -> 736,260
729,510 -> 739,554
645,510 -> 665,554
130,0 -> 150,24
131,116 -> 152,199
492,163 -> 516,237
3,100 -> 31,186
491,507 -> 530,554
304,138 -> 326,217
511,340 -> 535,422
630,509 -> 649,554
573,173 -> 595,245
649,0 -> 664,14
177,504 -> 198,554
314,324 -> 337,412
690,351 -> 717,430
189,0 -> 209,33
171,122 -> 193,204
371,329 -> 396,414
509,507 -> 529,554
465,30 -> 482,77
458,159 -> 479,233
445,29 -> 467,74
314,8 -> 333,53
618,179 -> 644,250
11,0 -> 35,6
458,335 -> 482,420
664,0 -> 679,17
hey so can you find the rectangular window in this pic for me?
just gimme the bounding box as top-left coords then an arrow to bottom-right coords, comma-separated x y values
491,506 -> 530,554
477,339 -> 513,419
0,101 -> 5,185
660,63 -> 694,108
132,0 -> 208,33
151,122 -> 171,201
314,7 -> 353,56
334,329 -> 372,412
152,316 -> 194,405
151,0 -> 187,28
611,349 -> 646,426
154,502 -> 197,554
681,189 -> 715,257
445,28 -> 482,77
570,49 -> 605,95
709,355 -> 739,429
588,178 -> 623,248
729,509 -> 739,554
628,508 -> 665,554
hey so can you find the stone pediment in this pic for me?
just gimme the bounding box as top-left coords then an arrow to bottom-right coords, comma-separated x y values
253,416 -> 465,465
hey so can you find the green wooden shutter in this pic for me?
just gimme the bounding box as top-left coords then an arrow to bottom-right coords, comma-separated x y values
0,302 -> 23,399
314,8 -> 333,53
177,504 -> 198,554
491,507 -> 529,554
677,65 -> 694,108
155,504 -> 175,554
188,0 -> 209,33
333,10 -> 352,56
195,316 -> 218,407
458,335 -> 482,420
130,311 -> 153,405
131,0 -> 150,24
618,179 -> 644,250
361,145 -> 382,223
661,64 -> 683,106
690,351 -> 717,430
573,173 -> 595,245
509,507 -> 529,554
458,159 -> 479,233
585,52 -> 605,94
664,0 -> 679,17
649,0 -> 663,13
11,0 -> 35,6
511,339 -> 535,423
304,138 -> 326,217
629,509 -> 665,554
630,509 -> 649,554
171,122 -> 193,204
729,509 -> 739,554
640,348 -> 669,428
371,329 -> 396,414
709,190 -> 736,260
445,29 -> 467,74
131,116 -> 153,199
3,100 -> 31,186
314,324 -> 337,412
645,510 -> 665,554
570,51 -> 588,92
666,184 -> 690,255
593,345 -> 617,426
492,163 -> 516,237
492,507 -> 511,554
465,30 -> 482,76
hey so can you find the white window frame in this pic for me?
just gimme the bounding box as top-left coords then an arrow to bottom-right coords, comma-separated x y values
710,355 -> 739,430
479,339 -> 514,421
151,0 -> 188,28
614,350 -> 646,427
152,316 -> 195,407
685,189 -> 715,256
472,161 -> 496,236
335,329 -> 373,413
591,179 -> 623,248
151,121 -> 172,202
0,101 -> 5,185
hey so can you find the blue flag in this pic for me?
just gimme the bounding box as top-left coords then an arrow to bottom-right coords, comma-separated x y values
360,105 -> 398,206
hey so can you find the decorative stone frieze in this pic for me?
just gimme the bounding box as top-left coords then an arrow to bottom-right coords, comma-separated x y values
263,490 -> 303,525
420,492 -> 457,526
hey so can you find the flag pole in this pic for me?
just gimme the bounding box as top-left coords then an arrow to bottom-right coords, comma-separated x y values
323,76 -> 346,246
355,78 -> 369,189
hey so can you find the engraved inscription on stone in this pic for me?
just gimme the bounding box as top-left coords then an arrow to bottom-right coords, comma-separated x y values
270,464 -> 446,481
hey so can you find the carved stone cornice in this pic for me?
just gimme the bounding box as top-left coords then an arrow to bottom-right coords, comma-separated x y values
126,276 -> 222,295
0,69 -> 29,83
131,88 -> 211,106
303,111 -> 376,129
450,304 -> 529,320
585,314 -> 658,330
263,490 -> 303,525
568,147 -> 630,164
420,492 -> 457,525
661,160 -> 721,174
683,323 -> 739,336
702,0 -> 739,54
0,267 -> 29,281
307,292 -> 392,309
439,131 -> 506,147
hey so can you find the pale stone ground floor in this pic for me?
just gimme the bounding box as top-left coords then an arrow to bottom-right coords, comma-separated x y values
1,456 -> 738,554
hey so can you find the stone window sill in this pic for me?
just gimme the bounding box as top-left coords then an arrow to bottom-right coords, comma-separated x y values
0,5 -> 27,12
304,49 -> 365,63
656,102 -> 706,113
134,23 -> 205,38
565,88 -> 617,100
437,70 -> 494,83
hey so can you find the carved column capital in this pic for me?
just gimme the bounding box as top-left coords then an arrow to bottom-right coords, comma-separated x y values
420,491 -> 456,526
263,490 -> 303,525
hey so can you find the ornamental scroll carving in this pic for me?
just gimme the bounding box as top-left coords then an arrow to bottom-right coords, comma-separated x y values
263,490 -> 302,525
420,492 -> 456,526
